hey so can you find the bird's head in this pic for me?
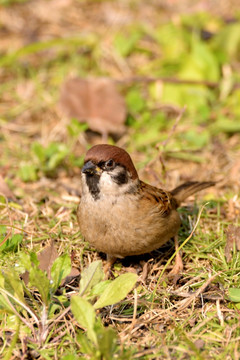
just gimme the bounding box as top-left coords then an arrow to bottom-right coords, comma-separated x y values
81,144 -> 139,200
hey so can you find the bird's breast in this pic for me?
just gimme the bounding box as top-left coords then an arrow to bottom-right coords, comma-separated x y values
77,192 -> 181,257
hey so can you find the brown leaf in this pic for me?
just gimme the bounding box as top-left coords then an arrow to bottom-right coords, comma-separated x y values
21,242 -> 58,285
0,175 -> 16,201
225,224 -> 240,262
61,267 -> 80,286
194,339 -> 205,350
21,242 -> 80,287
38,241 -> 59,278
21,271 -> 29,285
59,77 -> 126,135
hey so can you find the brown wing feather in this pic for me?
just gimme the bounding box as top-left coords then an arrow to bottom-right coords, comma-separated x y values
139,181 -> 177,217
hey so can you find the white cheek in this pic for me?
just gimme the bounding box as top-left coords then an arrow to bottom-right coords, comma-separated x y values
99,172 -> 117,192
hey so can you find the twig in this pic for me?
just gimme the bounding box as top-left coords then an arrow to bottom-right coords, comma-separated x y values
0,230 -> 11,247
1,292 -> 37,341
116,76 -> 218,88
216,299 -> 224,326
190,315 -> 216,335
130,289 -> 138,331
0,288 -> 39,325
0,223 -> 33,235
177,272 -> 222,312
48,305 -> 71,332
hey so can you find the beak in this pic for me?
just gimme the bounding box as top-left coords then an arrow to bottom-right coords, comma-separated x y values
82,161 -> 102,175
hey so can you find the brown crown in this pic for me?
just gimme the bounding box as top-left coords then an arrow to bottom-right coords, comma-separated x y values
84,144 -> 139,180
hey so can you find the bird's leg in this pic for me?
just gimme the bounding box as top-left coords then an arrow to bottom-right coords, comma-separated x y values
103,254 -> 117,278
169,235 -> 183,275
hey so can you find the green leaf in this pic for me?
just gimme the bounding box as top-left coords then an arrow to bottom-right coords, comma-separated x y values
18,163 -> 38,182
31,142 -> 46,163
67,118 -> 88,137
155,23 -> 187,63
76,332 -> 94,356
94,273 -> 138,309
61,356 -> 79,360
29,267 -> 50,305
47,148 -> 69,170
212,118 -> 240,134
0,270 -> 25,303
0,225 -> 6,235
0,293 -> 15,312
126,89 -> 146,113
71,295 -> 97,345
79,260 -> 104,296
0,234 -> 23,253
213,23 -> 240,61
229,288 -> 240,302
0,195 -> 7,210
179,39 -> 219,82
180,129 -> 210,148
18,251 -> 39,270
114,29 -> 142,57
97,326 -> 117,360
87,280 -> 111,300
51,253 -> 71,291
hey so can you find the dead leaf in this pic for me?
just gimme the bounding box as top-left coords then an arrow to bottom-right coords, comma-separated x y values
0,175 -> 16,201
61,267 -> 80,286
21,271 -> 29,285
194,339 -> 205,350
59,77 -> 126,136
21,242 -> 80,287
38,240 -> 59,278
21,241 -> 58,285
225,224 -> 240,262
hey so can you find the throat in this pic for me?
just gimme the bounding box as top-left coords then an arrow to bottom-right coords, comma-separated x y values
86,175 -> 100,200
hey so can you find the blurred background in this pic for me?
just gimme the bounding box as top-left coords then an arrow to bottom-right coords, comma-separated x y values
1,0 -> 240,194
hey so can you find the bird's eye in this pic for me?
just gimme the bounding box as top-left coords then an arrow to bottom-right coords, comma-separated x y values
105,159 -> 115,169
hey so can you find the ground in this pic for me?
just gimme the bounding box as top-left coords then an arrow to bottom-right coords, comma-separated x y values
0,0 -> 240,359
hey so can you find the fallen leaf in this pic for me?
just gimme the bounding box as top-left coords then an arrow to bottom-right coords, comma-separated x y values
225,224 -> 240,262
194,339 -> 205,350
62,267 -> 80,286
22,243 -> 80,287
38,241 -> 59,278
59,77 -> 126,136
21,271 -> 29,285
0,175 -> 16,201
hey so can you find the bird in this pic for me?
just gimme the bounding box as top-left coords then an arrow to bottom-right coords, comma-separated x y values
77,144 -> 215,274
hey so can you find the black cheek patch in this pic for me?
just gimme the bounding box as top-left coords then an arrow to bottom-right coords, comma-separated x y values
86,175 -> 100,200
111,170 -> 128,185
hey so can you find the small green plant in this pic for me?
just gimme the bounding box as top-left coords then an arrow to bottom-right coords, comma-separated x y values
0,254 -> 137,358
17,118 -> 87,182
18,141 -> 70,181
71,261 -> 138,359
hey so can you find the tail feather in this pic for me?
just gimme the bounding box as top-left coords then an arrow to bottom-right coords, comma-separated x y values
171,181 -> 215,206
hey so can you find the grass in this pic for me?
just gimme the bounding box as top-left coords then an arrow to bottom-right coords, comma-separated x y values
1,0 -> 240,358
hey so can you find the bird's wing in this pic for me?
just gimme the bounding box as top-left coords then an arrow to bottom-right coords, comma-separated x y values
139,181 -> 177,217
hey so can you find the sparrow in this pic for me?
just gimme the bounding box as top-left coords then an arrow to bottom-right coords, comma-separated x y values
77,144 -> 215,274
